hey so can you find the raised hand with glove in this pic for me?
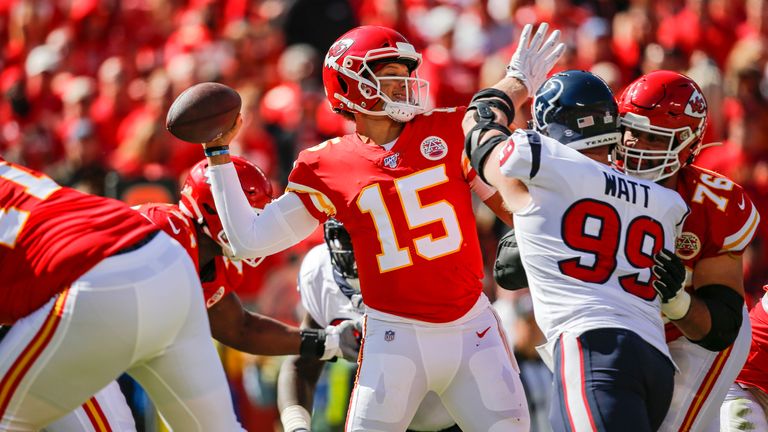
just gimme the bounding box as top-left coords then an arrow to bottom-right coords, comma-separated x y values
506,23 -> 566,97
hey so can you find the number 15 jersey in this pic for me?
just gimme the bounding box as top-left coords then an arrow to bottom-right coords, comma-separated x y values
499,130 -> 689,360
287,108 -> 485,323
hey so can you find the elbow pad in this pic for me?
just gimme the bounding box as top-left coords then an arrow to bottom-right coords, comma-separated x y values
493,229 -> 529,291
465,89 -> 514,182
691,284 -> 744,352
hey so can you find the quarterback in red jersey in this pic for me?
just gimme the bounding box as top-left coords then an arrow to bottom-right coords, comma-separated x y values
613,70 -> 760,431
0,159 -> 242,430
197,25 -> 532,431
48,156 -> 361,432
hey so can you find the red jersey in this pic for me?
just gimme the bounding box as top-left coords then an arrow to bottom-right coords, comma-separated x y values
736,288 -> 768,394
136,203 -> 248,307
665,165 -> 761,340
0,160 -> 157,324
287,108 -> 485,323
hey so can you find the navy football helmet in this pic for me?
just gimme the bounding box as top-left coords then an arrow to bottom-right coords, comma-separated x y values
531,70 -> 620,150
324,218 -> 360,296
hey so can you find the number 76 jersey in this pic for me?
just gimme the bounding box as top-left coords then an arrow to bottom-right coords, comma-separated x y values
287,108 -> 485,324
499,130 -> 689,360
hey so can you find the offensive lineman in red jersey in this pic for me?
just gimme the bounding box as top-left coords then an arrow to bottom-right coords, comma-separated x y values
193,25 -> 555,431
47,156 -> 361,431
0,158 -> 243,430
613,71 -> 760,431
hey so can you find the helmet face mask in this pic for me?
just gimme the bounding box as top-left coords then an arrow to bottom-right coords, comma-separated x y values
323,26 -> 430,122
531,70 -> 621,151
179,156 -> 273,266
614,70 -> 707,182
324,218 -> 360,295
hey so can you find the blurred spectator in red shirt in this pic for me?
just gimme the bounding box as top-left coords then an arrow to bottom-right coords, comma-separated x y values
656,0 -> 740,68
686,51 -> 726,143
611,6 -> 656,84
573,17 -> 614,72
737,0 -> 768,40
90,56 -> 133,155
514,0 -> 591,44
260,43 -> 325,184
231,84 -> 279,182
46,118 -> 108,196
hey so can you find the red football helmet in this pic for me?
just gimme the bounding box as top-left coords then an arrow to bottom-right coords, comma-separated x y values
614,70 -> 708,182
322,25 -> 430,122
179,156 -> 273,265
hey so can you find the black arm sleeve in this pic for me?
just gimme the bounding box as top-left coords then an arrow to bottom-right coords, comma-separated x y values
689,284 -> 744,352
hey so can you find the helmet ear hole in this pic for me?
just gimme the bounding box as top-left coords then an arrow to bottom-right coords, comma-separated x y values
337,76 -> 348,93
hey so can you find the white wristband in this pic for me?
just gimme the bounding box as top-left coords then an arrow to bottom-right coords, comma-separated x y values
661,290 -> 692,321
504,68 -> 532,96
320,328 -> 340,361
280,405 -> 312,431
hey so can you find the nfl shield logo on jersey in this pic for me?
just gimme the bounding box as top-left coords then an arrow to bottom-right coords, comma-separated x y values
384,330 -> 395,342
383,152 -> 400,169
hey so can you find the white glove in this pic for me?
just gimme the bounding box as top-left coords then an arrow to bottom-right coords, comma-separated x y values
506,23 -> 566,97
321,319 -> 362,362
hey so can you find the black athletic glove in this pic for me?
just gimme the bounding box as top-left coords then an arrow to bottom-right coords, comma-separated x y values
494,229 -> 529,290
652,248 -> 691,320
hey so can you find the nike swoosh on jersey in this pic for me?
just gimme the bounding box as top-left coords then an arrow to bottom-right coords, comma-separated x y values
738,195 -> 745,210
167,217 -> 181,234
476,326 -> 491,338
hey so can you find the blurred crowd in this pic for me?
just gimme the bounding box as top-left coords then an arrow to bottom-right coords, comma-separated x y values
1,0 -> 767,430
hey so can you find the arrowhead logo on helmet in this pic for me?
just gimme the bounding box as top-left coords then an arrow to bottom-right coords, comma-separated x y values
684,90 -> 707,118
325,38 -> 354,68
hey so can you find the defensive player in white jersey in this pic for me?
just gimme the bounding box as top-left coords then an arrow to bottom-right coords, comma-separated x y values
464,66 -> 689,429
278,219 -> 460,432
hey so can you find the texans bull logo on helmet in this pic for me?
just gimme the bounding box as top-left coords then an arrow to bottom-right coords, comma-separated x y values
533,77 -> 565,130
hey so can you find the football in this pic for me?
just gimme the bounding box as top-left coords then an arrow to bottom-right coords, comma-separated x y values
166,82 -> 241,143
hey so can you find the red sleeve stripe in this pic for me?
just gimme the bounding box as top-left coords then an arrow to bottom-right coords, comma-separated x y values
84,396 -> 113,432
0,288 -> 71,417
